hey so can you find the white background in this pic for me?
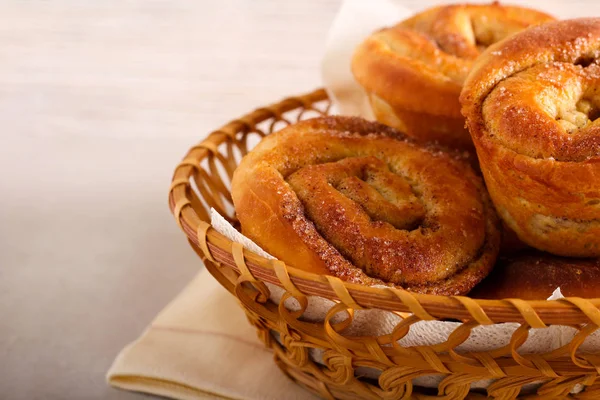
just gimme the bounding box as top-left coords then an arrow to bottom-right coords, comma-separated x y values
0,0 -> 593,399
0,1 -> 338,398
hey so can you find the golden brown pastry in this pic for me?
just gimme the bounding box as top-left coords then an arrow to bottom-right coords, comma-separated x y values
499,221 -> 530,255
470,251 -> 600,299
231,116 -> 501,295
351,3 -> 554,151
461,18 -> 600,257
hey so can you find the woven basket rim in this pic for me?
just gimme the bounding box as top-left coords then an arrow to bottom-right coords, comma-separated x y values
169,88 -> 600,325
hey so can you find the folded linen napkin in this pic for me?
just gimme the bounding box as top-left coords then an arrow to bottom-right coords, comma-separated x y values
107,268 -> 318,400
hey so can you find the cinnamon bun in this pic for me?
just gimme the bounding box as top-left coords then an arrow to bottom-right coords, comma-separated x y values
352,3 -> 554,151
461,18 -> 600,257
231,116 -> 501,295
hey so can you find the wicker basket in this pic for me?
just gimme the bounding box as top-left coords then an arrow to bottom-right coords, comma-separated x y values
168,89 -> 600,400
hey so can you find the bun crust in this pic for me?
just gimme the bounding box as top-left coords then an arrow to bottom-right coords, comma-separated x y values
231,116 -> 501,295
352,3 -> 554,151
470,251 -> 600,299
461,18 -> 600,257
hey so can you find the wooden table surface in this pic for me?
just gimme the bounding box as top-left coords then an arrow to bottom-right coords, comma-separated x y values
0,0 -> 596,399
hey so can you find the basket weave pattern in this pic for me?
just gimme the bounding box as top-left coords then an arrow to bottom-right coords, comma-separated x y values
169,89 -> 600,399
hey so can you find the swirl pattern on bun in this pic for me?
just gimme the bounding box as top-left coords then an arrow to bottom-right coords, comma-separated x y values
231,117 -> 501,295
